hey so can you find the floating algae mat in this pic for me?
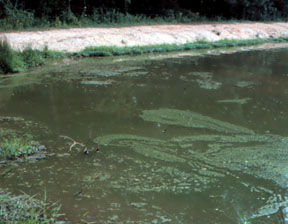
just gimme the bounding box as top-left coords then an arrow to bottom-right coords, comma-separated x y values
1,46 -> 288,223
140,108 -> 254,134
94,108 -> 288,222
96,108 -> 288,188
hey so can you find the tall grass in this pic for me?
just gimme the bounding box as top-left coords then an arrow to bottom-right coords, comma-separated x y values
0,188 -> 62,223
0,39 -> 24,73
0,39 -> 64,74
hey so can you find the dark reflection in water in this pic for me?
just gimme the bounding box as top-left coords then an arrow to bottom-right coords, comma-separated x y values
1,47 -> 288,223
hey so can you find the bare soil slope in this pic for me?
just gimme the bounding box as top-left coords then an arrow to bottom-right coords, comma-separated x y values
1,22 -> 288,52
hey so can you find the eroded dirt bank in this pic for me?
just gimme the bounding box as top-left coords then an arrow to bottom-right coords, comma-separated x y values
1,22 -> 288,53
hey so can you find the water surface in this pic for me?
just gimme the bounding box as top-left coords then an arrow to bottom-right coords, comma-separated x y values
1,46 -> 288,223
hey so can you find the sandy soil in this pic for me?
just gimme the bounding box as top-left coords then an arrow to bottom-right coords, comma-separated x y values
1,22 -> 288,53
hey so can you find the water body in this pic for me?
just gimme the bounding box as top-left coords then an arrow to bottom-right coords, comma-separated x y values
1,46 -> 288,223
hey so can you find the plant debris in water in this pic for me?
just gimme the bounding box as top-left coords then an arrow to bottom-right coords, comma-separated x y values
180,71 -> 222,90
80,80 -> 115,86
217,98 -> 252,104
234,81 -> 257,88
0,116 -> 24,122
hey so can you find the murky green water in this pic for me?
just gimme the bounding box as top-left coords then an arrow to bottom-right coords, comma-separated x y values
1,46 -> 288,223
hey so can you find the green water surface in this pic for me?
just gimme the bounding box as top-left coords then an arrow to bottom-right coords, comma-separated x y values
1,46 -> 288,223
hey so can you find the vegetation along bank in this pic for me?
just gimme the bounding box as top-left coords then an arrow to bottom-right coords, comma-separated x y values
1,22 -> 288,74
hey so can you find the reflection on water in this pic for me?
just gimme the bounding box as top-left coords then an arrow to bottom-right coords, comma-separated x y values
1,47 -> 288,223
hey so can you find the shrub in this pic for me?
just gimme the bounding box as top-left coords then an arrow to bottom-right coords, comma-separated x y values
1,0 -> 35,29
61,8 -> 79,25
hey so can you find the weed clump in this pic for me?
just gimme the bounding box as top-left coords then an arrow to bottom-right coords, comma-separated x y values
21,48 -> 45,67
0,189 -> 61,223
0,135 -> 42,160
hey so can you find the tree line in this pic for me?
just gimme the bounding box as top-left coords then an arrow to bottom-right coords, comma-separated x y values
0,0 -> 288,24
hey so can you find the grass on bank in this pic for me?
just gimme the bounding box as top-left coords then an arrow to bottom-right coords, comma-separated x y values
0,39 -> 24,73
0,39 -> 64,74
1,36 -> 288,74
0,188 -> 61,223
78,36 -> 288,57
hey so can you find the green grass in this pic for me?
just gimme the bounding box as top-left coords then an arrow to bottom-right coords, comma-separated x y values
0,39 -> 64,74
0,188 -> 61,223
78,37 -> 288,57
0,135 -> 41,160
0,39 -> 25,73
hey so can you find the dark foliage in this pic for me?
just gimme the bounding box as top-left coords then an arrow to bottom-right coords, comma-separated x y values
0,0 -> 287,26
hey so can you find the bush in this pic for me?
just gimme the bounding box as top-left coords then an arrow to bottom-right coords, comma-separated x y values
1,0 -> 288,31
1,0 -> 35,29
225,0 -> 282,20
61,8 -> 79,25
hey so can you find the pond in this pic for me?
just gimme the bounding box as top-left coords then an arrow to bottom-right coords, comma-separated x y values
1,45 -> 288,223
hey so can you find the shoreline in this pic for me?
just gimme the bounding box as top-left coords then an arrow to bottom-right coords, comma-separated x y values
1,22 -> 288,74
